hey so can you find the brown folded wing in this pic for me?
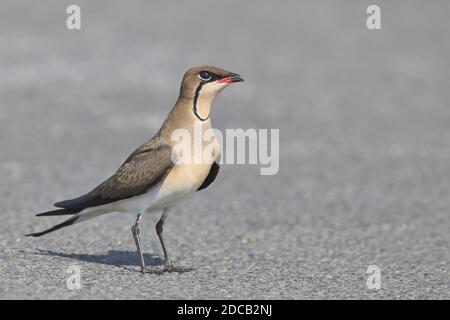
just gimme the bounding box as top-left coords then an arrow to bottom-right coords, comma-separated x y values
55,139 -> 174,210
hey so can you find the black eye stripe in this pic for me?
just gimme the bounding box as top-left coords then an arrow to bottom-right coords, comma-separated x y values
197,71 -> 221,82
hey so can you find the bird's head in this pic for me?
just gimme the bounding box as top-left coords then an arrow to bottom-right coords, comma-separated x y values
178,65 -> 244,102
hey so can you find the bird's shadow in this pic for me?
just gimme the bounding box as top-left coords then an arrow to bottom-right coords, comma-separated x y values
35,249 -> 164,268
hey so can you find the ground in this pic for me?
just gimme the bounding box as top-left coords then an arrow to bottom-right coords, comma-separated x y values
0,0 -> 449,299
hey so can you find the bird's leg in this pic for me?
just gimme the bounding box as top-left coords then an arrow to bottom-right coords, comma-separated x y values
155,210 -> 193,273
131,214 -> 146,274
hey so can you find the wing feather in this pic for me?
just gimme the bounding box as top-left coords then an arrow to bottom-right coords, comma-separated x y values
55,139 -> 174,210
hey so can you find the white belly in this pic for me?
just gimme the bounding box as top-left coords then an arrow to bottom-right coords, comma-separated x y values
82,184 -> 193,216
77,161 -> 214,222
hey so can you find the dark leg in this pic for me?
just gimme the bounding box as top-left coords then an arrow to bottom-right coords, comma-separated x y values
155,209 -> 193,273
131,214 -> 146,274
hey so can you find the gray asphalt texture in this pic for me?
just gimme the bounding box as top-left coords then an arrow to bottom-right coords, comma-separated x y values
0,0 -> 449,299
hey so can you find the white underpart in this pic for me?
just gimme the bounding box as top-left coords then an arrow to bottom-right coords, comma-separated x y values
75,181 -> 198,223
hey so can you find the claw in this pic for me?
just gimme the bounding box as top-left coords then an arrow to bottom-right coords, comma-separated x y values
164,265 -> 194,273
140,264 -> 193,274
143,267 -> 165,275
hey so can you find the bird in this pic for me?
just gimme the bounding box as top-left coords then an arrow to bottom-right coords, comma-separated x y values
26,65 -> 244,274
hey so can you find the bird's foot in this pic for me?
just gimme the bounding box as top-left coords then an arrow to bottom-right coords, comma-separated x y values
142,267 -> 164,275
163,264 -> 194,273
140,261 -> 193,274
163,260 -> 194,273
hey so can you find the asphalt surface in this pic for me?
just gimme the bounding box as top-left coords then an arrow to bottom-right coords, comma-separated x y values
0,0 -> 449,299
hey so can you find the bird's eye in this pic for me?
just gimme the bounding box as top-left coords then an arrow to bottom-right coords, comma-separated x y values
198,71 -> 212,81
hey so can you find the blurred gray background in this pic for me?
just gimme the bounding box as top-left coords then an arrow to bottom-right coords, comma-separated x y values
0,0 -> 449,299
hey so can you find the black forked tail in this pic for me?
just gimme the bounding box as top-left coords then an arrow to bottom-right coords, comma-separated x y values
36,208 -> 78,217
26,215 -> 80,237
